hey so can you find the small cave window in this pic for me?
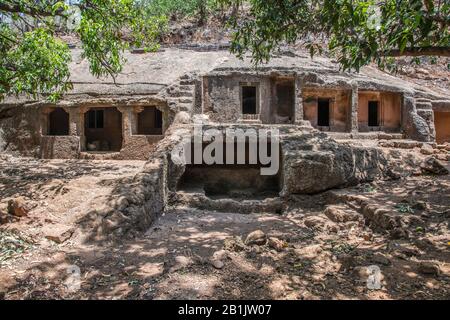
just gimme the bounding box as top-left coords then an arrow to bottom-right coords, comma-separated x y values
87,109 -> 104,129
137,107 -> 163,135
242,86 -> 257,114
48,108 -> 69,136
368,101 -> 379,127
317,98 -> 330,127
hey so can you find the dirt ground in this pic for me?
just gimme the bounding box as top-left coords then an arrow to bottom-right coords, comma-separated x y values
0,155 -> 449,300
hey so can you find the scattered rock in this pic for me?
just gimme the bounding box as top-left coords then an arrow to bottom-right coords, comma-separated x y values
304,216 -> 326,230
245,230 -> 267,246
267,237 -> 286,252
7,197 -> 30,217
169,255 -> 193,272
418,261 -> 441,276
210,259 -> 224,269
420,156 -> 449,175
353,266 -> 371,279
223,237 -> 246,252
420,144 -> 434,155
363,231 -> 373,241
44,226 -> 75,244
323,206 -> 359,223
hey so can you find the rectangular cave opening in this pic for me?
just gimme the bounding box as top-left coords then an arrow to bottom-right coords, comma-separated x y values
137,107 -> 163,135
84,107 -> 123,152
178,165 -> 280,200
317,98 -> 330,127
177,140 -> 281,199
242,86 -> 257,115
368,100 -> 379,127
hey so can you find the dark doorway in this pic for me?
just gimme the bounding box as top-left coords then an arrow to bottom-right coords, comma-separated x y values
317,99 -> 330,126
242,86 -> 257,114
275,82 -> 295,123
84,108 -> 122,152
368,101 -> 379,127
48,108 -> 69,136
137,107 -> 163,135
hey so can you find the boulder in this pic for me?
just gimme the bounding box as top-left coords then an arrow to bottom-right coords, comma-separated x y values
7,197 -> 30,217
420,156 -> 449,175
223,237 -> 246,252
44,225 -> 75,244
281,135 -> 393,194
267,237 -> 286,252
210,259 -> 224,269
323,206 -> 360,223
244,230 -> 267,246
304,216 -> 326,230
420,144 -> 434,155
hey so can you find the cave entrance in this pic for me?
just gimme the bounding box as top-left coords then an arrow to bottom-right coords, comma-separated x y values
317,98 -> 330,127
368,101 -> 379,127
84,107 -> 123,152
273,80 -> 295,124
178,140 -> 281,199
242,86 -> 258,114
48,108 -> 69,136
178,165 -> 280,199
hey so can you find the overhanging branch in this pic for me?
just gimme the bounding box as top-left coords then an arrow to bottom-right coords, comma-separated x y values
380,46 -> 450,57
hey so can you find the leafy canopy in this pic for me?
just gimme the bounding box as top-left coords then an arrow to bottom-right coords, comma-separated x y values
0,0 -> 167,102
221,0 -> 450,71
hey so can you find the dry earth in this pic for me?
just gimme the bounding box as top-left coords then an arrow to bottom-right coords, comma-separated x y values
0,154 -> 449,300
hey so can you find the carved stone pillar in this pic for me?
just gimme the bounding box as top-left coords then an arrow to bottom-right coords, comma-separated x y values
350,83 -> 359,132
294,76 -> 304,124
117,106 -> 132,142
40,106 -> 53,136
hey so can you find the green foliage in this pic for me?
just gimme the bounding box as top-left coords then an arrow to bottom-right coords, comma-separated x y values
0,0 -> 167,101
137,0 -> 220,19
395,203 -> 414,214
0,26 -> 72,102
221,0 -> 450,71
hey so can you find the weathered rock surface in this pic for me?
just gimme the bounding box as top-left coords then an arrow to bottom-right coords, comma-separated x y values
418,261 -> 441,276
420,156 -> 449,175
281,133 -> 417,195
267,237 -> 286,252
245,230 -> 267,246
7,197 -> 30,217
44,225 -> 75,244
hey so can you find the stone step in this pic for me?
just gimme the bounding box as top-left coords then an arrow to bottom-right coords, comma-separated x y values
378,139 -> 423,149
178,98 -> 193,104
179,79 -> 196,85
177,103 -> 192,112
415,97 -> 432,103
172,190 -> 283,214
168,91 -> 194,98
179,84 -> 195,91
416,102 -> 433,110
179,74 -> 192,80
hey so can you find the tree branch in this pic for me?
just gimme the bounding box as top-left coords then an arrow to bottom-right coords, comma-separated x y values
0,2 -> 64,18
380,46 -> 450,57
